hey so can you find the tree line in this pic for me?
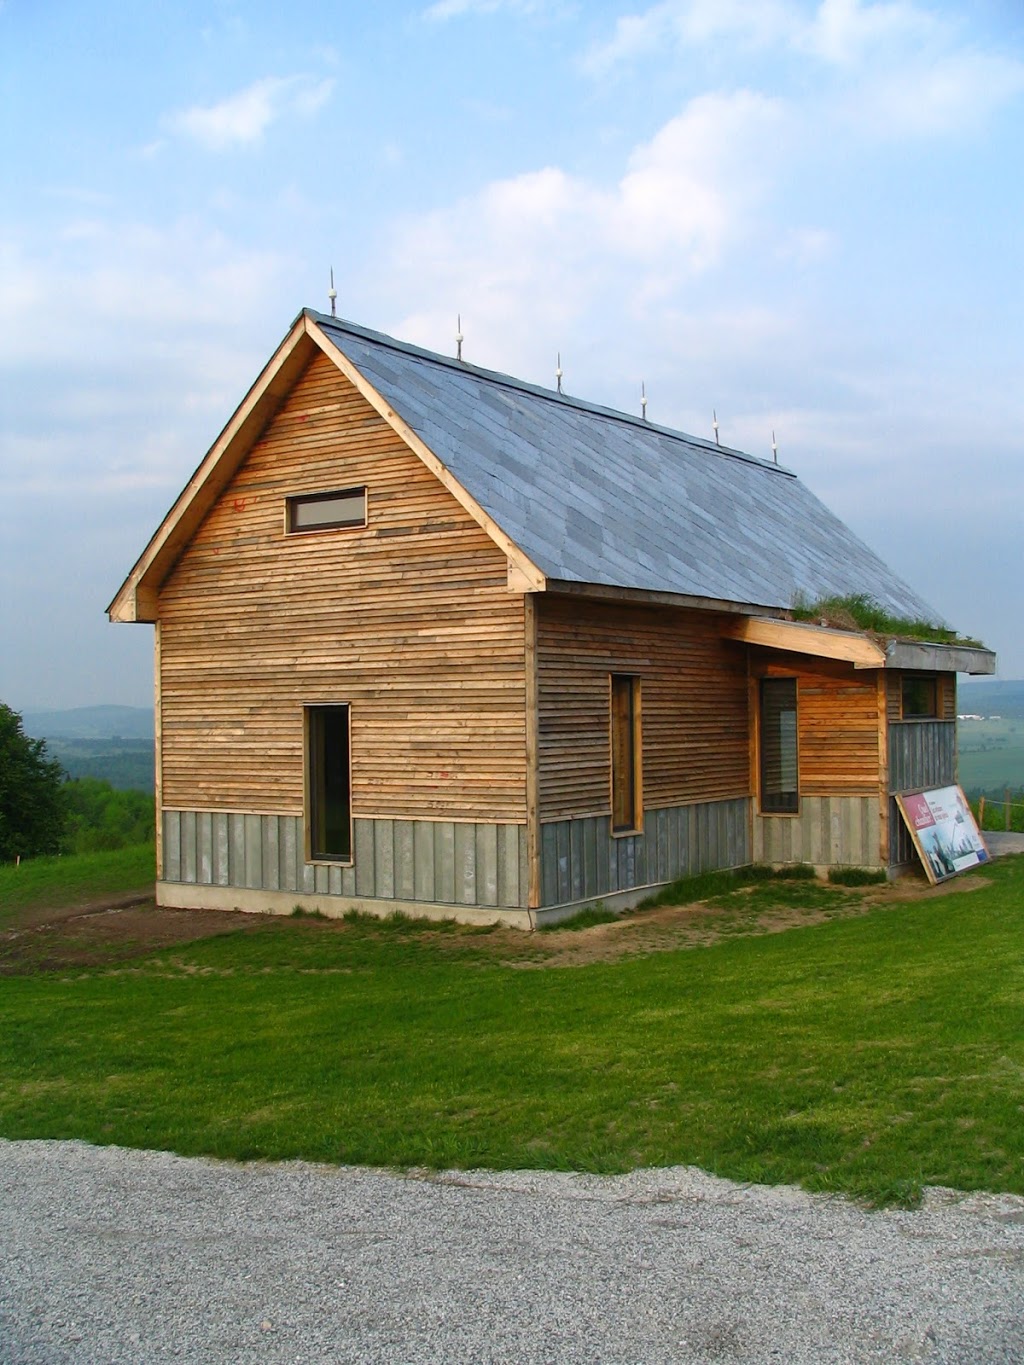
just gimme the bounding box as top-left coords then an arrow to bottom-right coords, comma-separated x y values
1,702 -> 153,862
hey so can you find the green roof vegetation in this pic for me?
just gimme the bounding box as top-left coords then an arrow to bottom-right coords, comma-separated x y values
791,593 -> 983,648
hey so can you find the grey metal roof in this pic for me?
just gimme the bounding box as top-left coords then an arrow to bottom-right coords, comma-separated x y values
312,312 -> 941,621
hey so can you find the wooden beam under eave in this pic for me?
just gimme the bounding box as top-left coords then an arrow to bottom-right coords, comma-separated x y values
724,616 -> 886,668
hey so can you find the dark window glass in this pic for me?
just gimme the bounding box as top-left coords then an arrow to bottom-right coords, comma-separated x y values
611,675 -> 641,832
307,705 -> 351,860
288,488 -> 366,533
901,675 -> 937,719
760,678 -> 798,813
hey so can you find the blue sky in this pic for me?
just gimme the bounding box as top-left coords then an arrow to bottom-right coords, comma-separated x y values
2,0 -> 1021,709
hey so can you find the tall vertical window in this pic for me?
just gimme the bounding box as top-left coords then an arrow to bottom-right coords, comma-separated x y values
759,678 -> 798,814
610,675 -> 642,833
306,705 -> 351,860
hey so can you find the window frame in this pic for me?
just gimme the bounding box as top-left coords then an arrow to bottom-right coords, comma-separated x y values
609,673 -> 643,836
286,486 -> 367,536
758,676 -> 799,815
304,703 -> 353,864
900,673 -> 938,720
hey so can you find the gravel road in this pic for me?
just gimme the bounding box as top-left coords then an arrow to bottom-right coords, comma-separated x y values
2,1140 -> 1022,1364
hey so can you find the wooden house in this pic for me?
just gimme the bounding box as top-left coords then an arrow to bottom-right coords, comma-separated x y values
109,311 -> 995,926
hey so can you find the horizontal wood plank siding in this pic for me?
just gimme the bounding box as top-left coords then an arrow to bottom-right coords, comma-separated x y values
885,671 -> 956,722
539,798 -> 750,908
162,810 -> 528,909
536,597 -> 749,821
157,353 -> 527,822
756,655 -> 880,797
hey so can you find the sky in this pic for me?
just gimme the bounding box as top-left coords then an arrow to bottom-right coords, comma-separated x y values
1,0 -> 1022,711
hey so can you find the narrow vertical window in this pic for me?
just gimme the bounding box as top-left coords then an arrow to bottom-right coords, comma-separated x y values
610,674 -> 642,833
760,678 -> 798,813
307,705 -> 351,860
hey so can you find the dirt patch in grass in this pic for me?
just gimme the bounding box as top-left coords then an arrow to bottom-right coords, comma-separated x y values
0,903 -> 265,975
0,870 -> 993,976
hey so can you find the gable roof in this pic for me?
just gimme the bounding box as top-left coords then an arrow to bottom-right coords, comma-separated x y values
110,307 -> 941,626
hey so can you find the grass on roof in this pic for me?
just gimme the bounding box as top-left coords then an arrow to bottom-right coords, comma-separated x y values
790,593 -> 983,648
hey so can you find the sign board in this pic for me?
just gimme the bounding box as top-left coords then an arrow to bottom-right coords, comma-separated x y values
895,785 -> 990,884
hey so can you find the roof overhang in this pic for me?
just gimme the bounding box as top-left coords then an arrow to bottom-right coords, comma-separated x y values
883,639 -> 996,675
108,312 -> 547,624
724,615 -> 996,674
723,616 -> 886,667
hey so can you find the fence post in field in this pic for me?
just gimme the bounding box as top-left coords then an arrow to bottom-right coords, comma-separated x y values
1006,787 -> 1012,831
979,795 -> 986,827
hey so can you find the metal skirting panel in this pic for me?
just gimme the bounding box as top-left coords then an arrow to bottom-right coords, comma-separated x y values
538,798 -> 750,909
754,796 -> 882,869
889,721 -> 956,794
161,812 -> 528,910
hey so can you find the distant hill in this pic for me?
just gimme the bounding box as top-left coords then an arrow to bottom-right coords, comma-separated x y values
958,681 -> 1024,719
20,704 -> 154,741
18,706 -> 155,792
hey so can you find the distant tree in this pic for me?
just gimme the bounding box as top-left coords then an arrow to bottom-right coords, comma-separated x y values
63,777 -> 154,853
0,703 -> 67,862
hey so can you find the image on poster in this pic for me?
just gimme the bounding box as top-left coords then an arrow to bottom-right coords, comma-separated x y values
896,785 -> 989,884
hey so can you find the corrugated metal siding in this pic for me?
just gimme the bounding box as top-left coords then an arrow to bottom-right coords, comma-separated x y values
887,719 -> 957,865
162,811 -> 528,909
754,796 -> 882,868
538,798 -> 750,908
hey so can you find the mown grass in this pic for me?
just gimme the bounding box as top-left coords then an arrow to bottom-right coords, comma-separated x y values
1,856 -> 1023,1205
0,844 -> 154,924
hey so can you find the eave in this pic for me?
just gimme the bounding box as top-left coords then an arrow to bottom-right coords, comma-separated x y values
724,616 -> 997,674
723,616 -> 887,668
108,314 -> 546,624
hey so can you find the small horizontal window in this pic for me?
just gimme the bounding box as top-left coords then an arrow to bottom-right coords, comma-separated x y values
287,487 -> 366,534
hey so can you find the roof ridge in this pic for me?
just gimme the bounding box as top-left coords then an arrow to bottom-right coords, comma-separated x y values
306,309 -> 794,479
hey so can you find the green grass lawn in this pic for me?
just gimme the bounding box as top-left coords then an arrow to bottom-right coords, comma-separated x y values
0,844 -> 154,925
1,855 -> 1022,1205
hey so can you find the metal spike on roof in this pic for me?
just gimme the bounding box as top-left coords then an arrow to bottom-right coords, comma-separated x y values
555,353 -> 563,395
641,382 -> 648,422
456,314 -> 464,362
712,409 -> 720,446
328,268 -> 337,318
772,430 -> 778,464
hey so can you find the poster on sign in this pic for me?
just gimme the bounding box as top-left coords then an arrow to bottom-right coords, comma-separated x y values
895,785 -> 990,885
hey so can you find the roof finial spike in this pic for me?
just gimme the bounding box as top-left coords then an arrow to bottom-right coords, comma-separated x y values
555,351 -> 563,395
771,429 -> 778,464
327,267 -> 337,318
641,381 -> 648,422
712,409 -> 720,446
455,314 -> 464,362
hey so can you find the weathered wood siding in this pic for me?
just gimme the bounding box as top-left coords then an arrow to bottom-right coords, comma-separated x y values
755,655 -> 880,796
539,798 -> 750,907
754,795 -> 882,868
885,671 -> 956,722
157,352 -> 527,823
535,597 -> 750,820
162,810 -> 528,909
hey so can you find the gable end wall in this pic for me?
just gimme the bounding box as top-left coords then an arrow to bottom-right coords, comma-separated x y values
157,352 -> 528,826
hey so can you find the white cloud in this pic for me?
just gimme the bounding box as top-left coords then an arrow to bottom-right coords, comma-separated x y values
583,0 -> 1024,136
796,0 -> 935,65
853,49 -> 1024,135
583,0 -> 793,76
166,75 -> 335,151
374,90 -> 786,380
423,0 -> 550,19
